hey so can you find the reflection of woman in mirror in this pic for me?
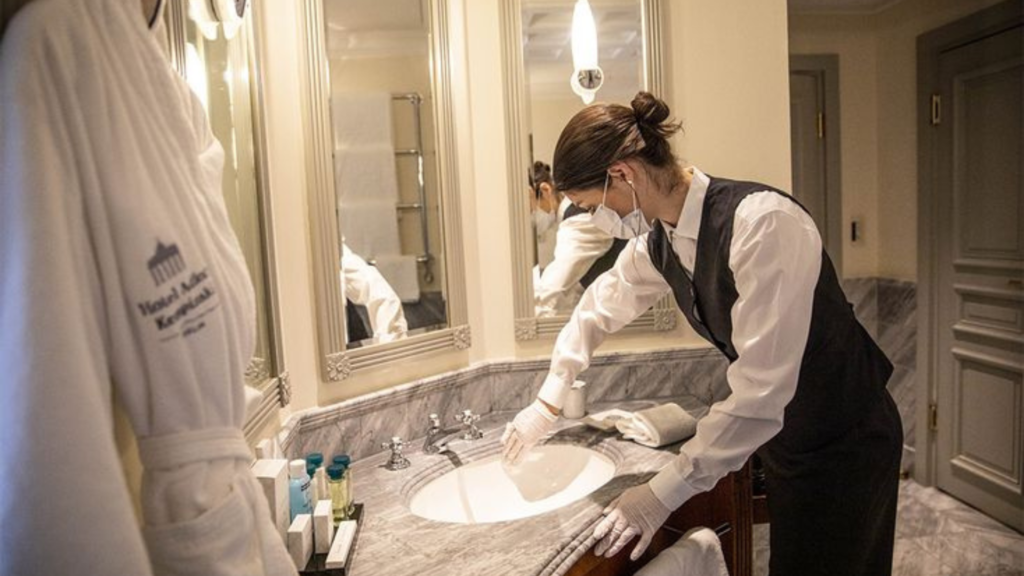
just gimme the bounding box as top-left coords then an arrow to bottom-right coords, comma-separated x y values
531,161 -> 628,317
529,161 -> 562,271
341,242 -> 409,345
505,92 -> 901,574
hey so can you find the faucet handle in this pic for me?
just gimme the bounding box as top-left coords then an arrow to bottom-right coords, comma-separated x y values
381,436 -> 411,471
456,409 -> 480,425
457,409 -> 484,441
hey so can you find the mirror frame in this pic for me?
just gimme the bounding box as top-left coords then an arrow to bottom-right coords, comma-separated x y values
500,0 -> 677,340
299,0 -> 471,381
164,0 -> 292,438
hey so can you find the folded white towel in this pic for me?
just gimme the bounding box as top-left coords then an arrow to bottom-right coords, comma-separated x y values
615,403 -> 696,448
636,527 -> 728,576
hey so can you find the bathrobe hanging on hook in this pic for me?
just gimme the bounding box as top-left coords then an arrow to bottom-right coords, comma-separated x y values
0,0 -> 295,574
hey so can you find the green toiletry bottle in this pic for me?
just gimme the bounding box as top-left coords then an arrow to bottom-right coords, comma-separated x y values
327,464 -> 350,525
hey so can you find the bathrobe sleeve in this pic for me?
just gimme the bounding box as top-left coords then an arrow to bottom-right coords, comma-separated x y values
537,238 -> 671,409
534,212 -> 615,317
341,243 -> 408,342
648,204 -> 821,510
0,7 -> 153,574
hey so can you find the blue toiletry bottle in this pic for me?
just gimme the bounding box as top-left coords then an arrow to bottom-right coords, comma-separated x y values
288,459 -> 312,521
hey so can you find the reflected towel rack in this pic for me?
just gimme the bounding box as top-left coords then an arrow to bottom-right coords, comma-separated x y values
392,92 -> 433,283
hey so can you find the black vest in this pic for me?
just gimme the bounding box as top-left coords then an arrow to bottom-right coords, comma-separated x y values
562,203 -> 628,289
648,177 -> 893,455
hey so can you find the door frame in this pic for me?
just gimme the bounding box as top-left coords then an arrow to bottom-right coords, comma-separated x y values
916,0 -> 1023,486
790,54 -> 843,274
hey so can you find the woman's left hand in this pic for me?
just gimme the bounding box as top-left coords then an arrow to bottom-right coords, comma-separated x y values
593,483 -> 671,561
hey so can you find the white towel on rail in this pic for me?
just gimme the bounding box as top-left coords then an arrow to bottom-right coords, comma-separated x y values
373,254 -> 421,303
334,145 -> 399,203
338,201 -> 402,258
332,91 -> 393,147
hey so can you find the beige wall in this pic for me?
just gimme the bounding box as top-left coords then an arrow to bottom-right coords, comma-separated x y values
249,0 -> 795,416
790,0 -> 1006,281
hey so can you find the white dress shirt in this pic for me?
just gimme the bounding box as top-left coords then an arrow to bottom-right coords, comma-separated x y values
535,196 -> 616,317
538,168 -> 823,510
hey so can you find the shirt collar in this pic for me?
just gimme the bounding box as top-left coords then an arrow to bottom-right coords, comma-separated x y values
662,167 -> 709,241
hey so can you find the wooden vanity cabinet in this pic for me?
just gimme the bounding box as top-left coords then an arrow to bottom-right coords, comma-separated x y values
566,462 -> 753,576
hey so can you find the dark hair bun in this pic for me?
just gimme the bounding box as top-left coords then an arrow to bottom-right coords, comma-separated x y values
529,160 -> 553,189
631,91 -> 682,142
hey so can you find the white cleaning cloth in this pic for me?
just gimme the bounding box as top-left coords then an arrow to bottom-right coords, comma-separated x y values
615,403 -> 697,448
636,527 -> 728,576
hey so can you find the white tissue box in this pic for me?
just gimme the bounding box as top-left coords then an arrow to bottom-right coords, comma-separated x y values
251,458 -> 290,540
313,500 -> 335,554
288,514 -> 313,569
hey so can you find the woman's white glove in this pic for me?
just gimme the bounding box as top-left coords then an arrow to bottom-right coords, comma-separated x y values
501,400 -> 558,465
593,483 -> 672,561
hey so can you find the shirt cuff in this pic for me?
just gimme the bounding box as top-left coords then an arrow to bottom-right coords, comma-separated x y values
649,460 -> 701,511
537,374 -> 571,410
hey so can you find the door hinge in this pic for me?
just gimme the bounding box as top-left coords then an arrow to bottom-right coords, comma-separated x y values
816,112 -> 825,139
929,402 -> 938,431
930,94 -> 942,126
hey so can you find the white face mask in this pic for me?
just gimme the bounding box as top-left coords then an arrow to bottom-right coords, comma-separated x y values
591,172 -> 651,239
532,208 -> 557,235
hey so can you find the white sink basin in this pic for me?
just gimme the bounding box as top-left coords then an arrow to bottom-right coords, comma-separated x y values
409,445 -> 615,524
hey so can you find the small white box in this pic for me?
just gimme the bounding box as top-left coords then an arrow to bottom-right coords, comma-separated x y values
313,500 -> 335,554
251,458 -> 290,540
255,439 -> 274,459
287,513 -> 313,570
325,519 -> 357,569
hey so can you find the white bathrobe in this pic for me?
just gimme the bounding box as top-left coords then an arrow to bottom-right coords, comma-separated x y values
0,1 -> 296,575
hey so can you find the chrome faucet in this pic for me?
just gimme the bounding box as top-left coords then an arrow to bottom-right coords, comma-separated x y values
423,410 -> 483,454
423,413 -> 460,454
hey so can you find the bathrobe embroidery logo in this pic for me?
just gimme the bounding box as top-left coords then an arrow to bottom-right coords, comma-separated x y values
148,241 -> 185,286
137,241 -> 219,341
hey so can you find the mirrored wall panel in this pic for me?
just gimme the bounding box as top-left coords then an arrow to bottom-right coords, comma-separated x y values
523,0 -> 644,318
324,0 -> 448,349
301,0 -> 469,381
501,0 -> 675,339
164,0 -> 289,428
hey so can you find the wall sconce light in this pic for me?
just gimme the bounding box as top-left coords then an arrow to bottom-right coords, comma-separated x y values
188,0 -> 247,41
570,0 -> 602,104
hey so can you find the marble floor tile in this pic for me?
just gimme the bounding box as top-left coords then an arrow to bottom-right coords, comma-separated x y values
752,480 -> 1024,576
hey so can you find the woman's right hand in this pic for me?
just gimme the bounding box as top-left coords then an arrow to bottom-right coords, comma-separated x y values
501,399 -> 559,465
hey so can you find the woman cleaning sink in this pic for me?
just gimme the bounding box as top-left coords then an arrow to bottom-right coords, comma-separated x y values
502,92 -> 902,576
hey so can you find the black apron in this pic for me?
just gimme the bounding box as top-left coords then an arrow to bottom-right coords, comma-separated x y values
648,176 -> 902,576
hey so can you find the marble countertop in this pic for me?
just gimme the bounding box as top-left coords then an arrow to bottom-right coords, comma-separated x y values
346,399 -> 707,576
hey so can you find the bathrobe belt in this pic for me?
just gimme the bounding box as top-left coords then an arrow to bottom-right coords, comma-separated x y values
138,427 -> 251,470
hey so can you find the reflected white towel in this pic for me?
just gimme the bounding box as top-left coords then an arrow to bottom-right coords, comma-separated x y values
615,403 -> 697,448
332,91 -> 393,147
373,254 -> 420,303
338,201 -> 402,258
636,527 -> 728,576
334,146 -> 399,203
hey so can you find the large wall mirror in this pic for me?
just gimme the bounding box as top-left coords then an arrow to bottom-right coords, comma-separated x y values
164,0 -> 290,437
501,0 -> 676,340
300,0 -> 470,381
